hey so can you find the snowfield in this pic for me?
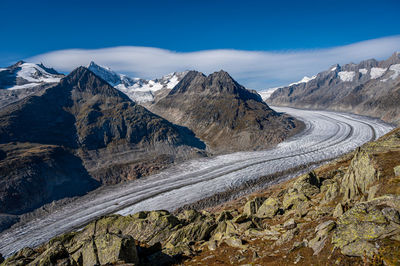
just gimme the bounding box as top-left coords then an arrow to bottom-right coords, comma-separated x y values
338,71 -> 355,82
0,107 -> 394,257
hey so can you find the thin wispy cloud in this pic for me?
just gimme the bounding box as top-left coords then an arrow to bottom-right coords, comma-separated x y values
27,35 -> 400,90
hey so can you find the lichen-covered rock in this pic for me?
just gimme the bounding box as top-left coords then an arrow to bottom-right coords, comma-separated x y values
332,197 -> 400,257
164,242 -> 193,257
307,220 -> 336,255
216,210 -> 233,222
340,240 -> 378,257
309,234 -> 327,255
224,236 -> 246,249
177,209 -> 203,223
394,165 -> 400,176
291,172 -> 320,198
95,211 -> 181,246
275,228 -> 299,246
256,197 -> 281,218
283,218 -> 297,230
315,220 -> 336,237
367,184 -> 380,201
1,247 -> 38,265
166,218 -> 216,246
232,213 -> 248,223
94,233 -> 138,265
212,220 -> 238,237
243,197 -> 265,216
282,190 -> 308,210
30,241 -> 69,265
322,181 -> 339,203
340,148 -> 379,202
333,203 -> 344,218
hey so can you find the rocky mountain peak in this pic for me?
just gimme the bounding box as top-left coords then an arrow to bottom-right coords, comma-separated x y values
59,66 -> 130,100
169,70 -> 262,102
383,51 -> 400,66
8,60 -> 25,71
37,63 -> 61,75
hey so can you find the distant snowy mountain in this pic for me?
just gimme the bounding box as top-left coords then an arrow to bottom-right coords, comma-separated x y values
258,75 -> 317,101
268,52 -> 400,123
0,61 -> 63,90
87,62 -> 188,103
260,52 -> 400,101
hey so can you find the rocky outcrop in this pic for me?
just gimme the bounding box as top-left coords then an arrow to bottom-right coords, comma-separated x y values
340,147 -> 379,202
256,197 -> 281,218
332,196 -> 400,257
148,70 -> 301,153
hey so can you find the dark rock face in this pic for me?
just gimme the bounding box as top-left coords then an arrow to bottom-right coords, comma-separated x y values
268,52 -> 400,124
0,67 -> 205,225
0,143 -> 99,215
148,70 -> 301,153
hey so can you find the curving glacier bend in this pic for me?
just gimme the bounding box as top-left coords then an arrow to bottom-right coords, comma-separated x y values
0,107 -> 395,257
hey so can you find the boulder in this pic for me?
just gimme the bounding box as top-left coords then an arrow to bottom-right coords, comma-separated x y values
163,242 -> 193,257
224,236 -> 246,249
283,218 -> 297,230
291,171 -> 320,197
367,184 -> 380,201
166,218 -> 216,246
275,228 -> 299,246
177,209 -> 203,223
95,211 -> 181,246
207,240 -> 217,251
94,233 -> 138,265
282,190 -> 308,210
332,197 -> 400,257
232,213 -> 248,223
333,203 -> 344,218
216,210 -> 233,222
340,240 -> 377,257
243,197 -> 265,216
30,241 -> 69,265
315,220 -> 336,237
322,181 -> 339,203
309,235 -> 327,255
256,197 -> 281,218
394,165 -> 400,176
0,247 -> 38,265
340,148 -> 379,202
307,220 -> 335,255
212,220 -> 238,238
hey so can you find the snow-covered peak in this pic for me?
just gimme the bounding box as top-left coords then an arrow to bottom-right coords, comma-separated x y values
86,62 -> 188,103
258,87 -> 280,101
289,75 -> 316,86
1,62 -> 63,90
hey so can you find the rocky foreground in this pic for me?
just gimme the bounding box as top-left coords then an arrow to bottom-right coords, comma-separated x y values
3,126 -> 400,265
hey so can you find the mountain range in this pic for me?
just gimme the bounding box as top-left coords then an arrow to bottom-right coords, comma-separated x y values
268,52 -> 400,124
0,62 -> 300,232
147,70 -> 301,153
87,62 -> 188,103
0,67 -> 207,229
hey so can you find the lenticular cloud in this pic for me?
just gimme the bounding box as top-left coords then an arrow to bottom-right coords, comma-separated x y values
27,35 -> 400,89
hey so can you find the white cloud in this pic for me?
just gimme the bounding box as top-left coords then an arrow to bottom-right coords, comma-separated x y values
27,35 -> 400,90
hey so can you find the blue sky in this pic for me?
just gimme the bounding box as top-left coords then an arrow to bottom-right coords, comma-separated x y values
1,0 -> 400,88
